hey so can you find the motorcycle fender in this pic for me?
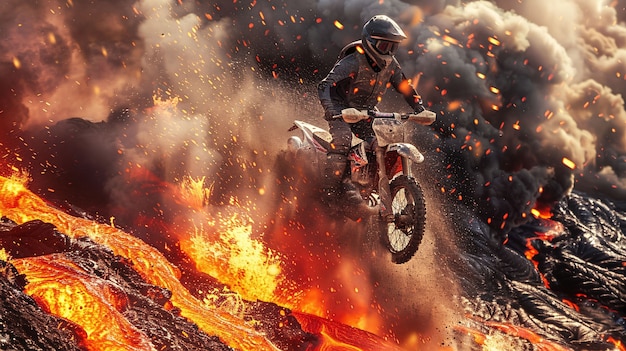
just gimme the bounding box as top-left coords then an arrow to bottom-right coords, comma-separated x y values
387,143 -> 424,163
293,120 -> 332,152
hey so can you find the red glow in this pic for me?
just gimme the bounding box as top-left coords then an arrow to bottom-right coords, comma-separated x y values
608,336 -> 625,351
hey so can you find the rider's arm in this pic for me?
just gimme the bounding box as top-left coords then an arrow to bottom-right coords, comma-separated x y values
390,61 -> 425,113
318,55 -> 359,120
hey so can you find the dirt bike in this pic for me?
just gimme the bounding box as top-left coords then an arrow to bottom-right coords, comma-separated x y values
283,107 -> 436,264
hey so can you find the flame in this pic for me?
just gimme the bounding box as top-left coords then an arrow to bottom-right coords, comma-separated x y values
0,175 -> 280,351
179,213 -> 294,305
608,336 -> 625,351
179,175 -> 213,209
0,248 -> 9,261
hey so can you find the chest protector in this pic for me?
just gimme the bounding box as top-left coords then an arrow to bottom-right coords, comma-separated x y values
339,41 -> 400,110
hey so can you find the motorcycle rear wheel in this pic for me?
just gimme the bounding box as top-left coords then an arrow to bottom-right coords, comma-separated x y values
379,175 -> 426,264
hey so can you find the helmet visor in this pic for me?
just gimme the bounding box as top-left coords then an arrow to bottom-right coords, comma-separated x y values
374,40 -> 398,55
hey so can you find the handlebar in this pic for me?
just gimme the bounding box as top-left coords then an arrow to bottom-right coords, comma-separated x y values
334,108 -> 436,125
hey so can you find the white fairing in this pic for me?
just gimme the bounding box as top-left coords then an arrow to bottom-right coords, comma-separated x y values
387,143 -> 424,164
293,120 -> 332,152
371,116 -> 427,164
372,118 -> 406,147
293,120 -> 364,150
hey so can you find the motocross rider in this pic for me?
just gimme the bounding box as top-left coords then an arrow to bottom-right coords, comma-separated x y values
318,14 -> 425,219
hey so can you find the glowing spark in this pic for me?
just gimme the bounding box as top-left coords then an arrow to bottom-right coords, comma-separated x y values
334,20 -> 344,30
488,36 -> 500,46
442,35 -> 459,46
447,101 -> 462,111
12,57 -> 21,69
562,157 -> 576,170
489,86 -> 500,94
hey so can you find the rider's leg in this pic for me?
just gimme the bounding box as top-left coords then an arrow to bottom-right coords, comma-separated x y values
320,152 -> 348,199
320,119 -> 352,199
323,119 -> 379,219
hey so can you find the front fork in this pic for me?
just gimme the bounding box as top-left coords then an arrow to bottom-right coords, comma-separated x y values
375,147 -> 412,221
375,147 -> 393,221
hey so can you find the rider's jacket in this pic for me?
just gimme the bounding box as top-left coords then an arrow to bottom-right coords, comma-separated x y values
318,40 -> 423,120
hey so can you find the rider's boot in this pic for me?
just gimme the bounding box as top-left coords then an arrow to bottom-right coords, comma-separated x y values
320,153 -> 379,220
340,180 -> 380,220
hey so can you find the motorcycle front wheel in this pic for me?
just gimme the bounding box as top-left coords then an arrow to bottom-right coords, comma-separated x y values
379,175 -> 426,264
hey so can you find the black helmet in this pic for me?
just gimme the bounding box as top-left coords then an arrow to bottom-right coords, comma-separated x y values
361,15 -> 407,67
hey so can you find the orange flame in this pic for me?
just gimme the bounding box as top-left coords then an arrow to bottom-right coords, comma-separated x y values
179,213 -> 293,305
608,336 -> 625,351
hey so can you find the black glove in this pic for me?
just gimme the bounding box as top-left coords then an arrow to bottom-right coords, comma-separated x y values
324,109 -> 341,120
413,104 -> 425,113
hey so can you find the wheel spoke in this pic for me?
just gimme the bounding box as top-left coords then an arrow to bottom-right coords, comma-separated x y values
379,175 -> 426,264
386,187 -> 415,252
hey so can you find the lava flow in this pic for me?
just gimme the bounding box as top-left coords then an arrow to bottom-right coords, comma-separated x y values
0,174 -> 280,351
11,254 -> 155,351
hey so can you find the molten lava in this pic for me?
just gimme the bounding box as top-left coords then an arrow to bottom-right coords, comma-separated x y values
12,255 -> 154,351
0,175 -> 279,351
